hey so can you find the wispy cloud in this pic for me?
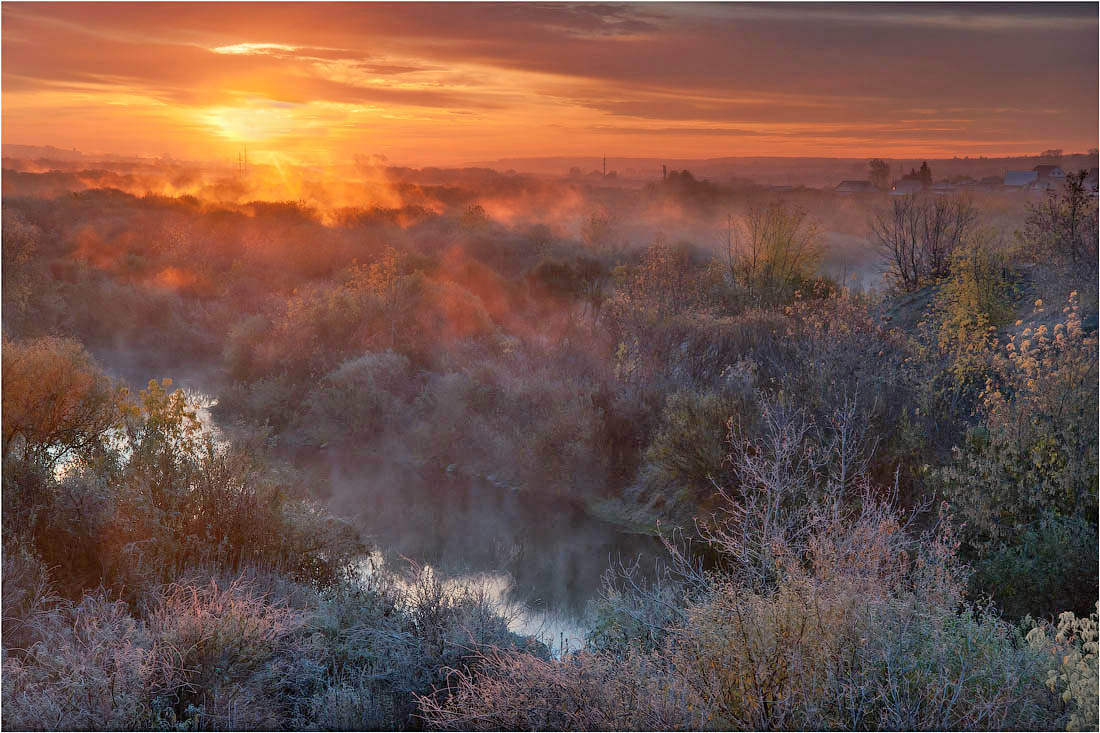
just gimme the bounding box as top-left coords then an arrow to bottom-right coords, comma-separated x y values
1,2 -> 1095,164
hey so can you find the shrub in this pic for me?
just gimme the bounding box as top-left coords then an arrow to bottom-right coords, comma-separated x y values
144,575 -> 319,730
972,514 -> 1098,621
938,294 -> 1098,620
1027,604 -> 1100,732
296,351 -> 417,450
1,592 -> 174,731
1023,170 -> 1099,275
419,647 -> 697,731
635,388 -> 755,524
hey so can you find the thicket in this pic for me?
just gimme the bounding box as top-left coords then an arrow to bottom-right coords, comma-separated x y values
2,172 -> 1096,730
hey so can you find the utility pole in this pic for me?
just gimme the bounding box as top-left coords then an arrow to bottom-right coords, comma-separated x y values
662,164 -> 667,181
603,156 -> 606,178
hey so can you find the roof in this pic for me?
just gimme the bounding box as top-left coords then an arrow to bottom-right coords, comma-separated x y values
1004,170 -> 1038,187
1033,165 -> 1065,177
835,180 -> 876,193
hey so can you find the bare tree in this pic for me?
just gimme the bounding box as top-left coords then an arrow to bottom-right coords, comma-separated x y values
1024,169 -> 1099,273
871,195 -> 976,291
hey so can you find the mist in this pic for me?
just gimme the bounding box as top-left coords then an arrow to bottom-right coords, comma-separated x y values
5,146 -> 1098,730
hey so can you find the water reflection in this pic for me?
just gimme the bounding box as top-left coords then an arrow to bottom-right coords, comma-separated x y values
339,469 -> 663,656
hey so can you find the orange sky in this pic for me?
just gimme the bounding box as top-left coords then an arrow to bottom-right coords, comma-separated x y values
3,2 -> 1097,167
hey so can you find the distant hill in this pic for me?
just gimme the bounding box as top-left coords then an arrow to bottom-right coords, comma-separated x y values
3,144 -> 86,161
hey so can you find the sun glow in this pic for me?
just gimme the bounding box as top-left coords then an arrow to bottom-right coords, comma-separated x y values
210,42 -> 299,56
203,103 -> 302,142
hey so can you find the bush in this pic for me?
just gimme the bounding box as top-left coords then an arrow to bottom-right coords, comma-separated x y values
2,335 -> 129,468
296,351 -> 417,449
420,440 -> 1061,731
973,514 -> 1098,621
634,388 -> 754,524
1027,604 -> 1100,732
938,294 -> 1098,620
144,575 -> 320,730
2,592 -> 173,731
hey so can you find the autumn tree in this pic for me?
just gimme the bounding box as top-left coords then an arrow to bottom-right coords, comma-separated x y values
729,201 -> 822,304
2,336 -> 130,469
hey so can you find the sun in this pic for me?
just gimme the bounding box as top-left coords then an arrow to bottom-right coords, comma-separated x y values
203,101 -> 298,143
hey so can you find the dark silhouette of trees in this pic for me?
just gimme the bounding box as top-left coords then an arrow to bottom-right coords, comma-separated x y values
919,161 -> 933,188
869,159 -> 890,190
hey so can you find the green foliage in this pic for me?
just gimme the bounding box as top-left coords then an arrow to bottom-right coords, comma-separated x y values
638,388 -> 754,521
937,293 -> 1098,621
939,294 -> 1098,547
973,514 -> 1098,621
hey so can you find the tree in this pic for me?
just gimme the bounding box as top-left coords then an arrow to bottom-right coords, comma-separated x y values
868,159 -> 890,191
730,201 -> 822,304
460,203 -> 489,230
871,195 -> 977,290
2,336 -> 130,468
918,161 -> 933,188
581,210 -> 614,250
1023,169 -> 1099,273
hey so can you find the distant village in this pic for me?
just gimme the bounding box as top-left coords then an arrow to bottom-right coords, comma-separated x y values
554,149 -> 1100,199
834,161 -> 1100,196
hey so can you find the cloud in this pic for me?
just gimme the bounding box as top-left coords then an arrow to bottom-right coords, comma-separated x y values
211,42 -> 301,56
2,2 -> 1096,163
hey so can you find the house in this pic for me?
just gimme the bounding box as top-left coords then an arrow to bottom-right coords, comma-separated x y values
891,179 -> 923,195
1003,170 -> 1039,189
1033,165 -> 1066,183
835,180 -> 876,194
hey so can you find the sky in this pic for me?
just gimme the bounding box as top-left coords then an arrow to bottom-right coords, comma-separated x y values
2,2 -> 1097,166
